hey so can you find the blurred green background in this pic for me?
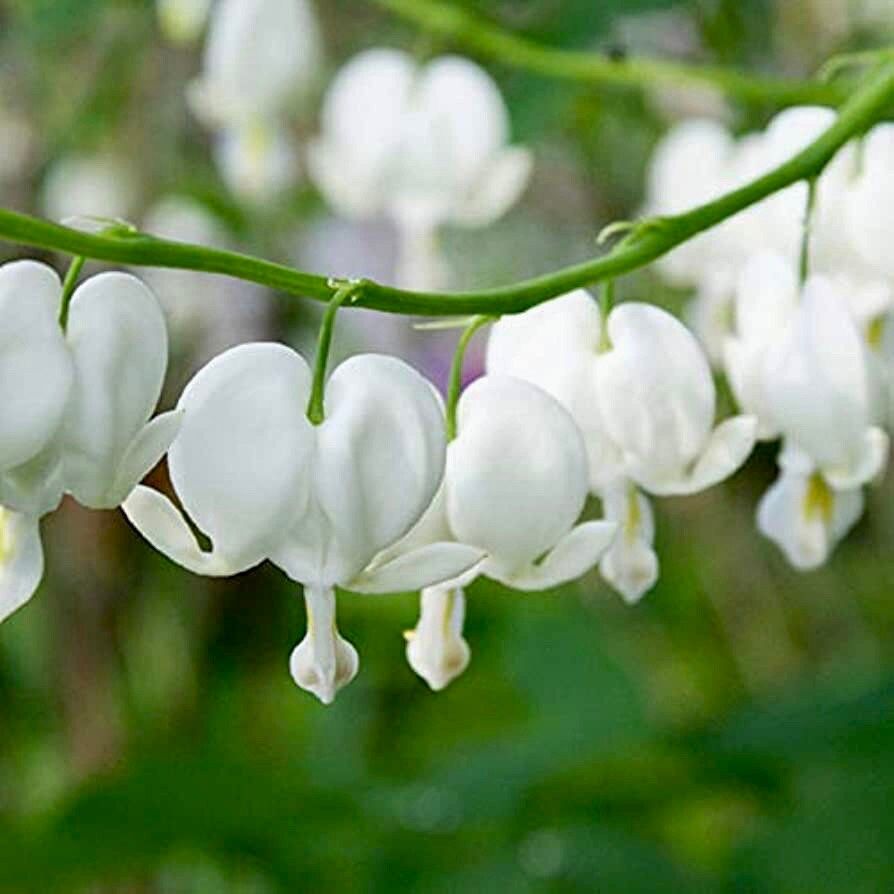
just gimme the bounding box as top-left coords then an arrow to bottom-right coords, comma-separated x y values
2,0 -> 894,891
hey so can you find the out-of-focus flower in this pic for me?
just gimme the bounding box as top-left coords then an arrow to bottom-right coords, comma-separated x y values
762,277 -> 889,491
394,376 -> 615,690
0,262 -> 179,623
156,0 -> 212,44
189,0 -> 321,128
40,155 -> 137,223
757,461 -> 864,570
308,49 -> 532,289
645,109 -> 894,366
189,0 -> 320,203
124,346 -> 480,703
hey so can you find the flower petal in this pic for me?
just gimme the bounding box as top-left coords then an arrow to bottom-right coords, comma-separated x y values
453,146 -> 532,227
0,260 -> 73,472
168,343 -> 314,568
447,376 -> 590,573
489,520 -> 617,591
599,483 -> 658,604
598,303 -> 716,490
289,584 -> 358,705
122,485 -> 249,575
349,542 -> 485,595
297,354 -> 445,585
405,586 -> 470,691
62,272 -> 169,508
316,48 -> 415,187
640,415 -> 757,496
0,509 -> 44,625
823,425 -> 889,491
757,470 -> 864,570
0,441 -> 66,519
108,409 -> 185,507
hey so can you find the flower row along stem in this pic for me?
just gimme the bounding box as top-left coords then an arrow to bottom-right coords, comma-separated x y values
0,62 -> 892,318
371,0 -> 848,107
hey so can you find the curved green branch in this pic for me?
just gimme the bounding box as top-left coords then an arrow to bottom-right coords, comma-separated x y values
371,0 -> 847,106
0,62 -> 892,317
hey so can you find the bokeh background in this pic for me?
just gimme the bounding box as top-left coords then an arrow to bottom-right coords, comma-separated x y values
2,0 -> 894,890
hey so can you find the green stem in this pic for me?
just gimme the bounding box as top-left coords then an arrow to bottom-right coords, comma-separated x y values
306,284 -> 357,425
0,63 -> 892,318
598,280 -> 614,352
58,255 -> 85,328
371,0 -> 847,106
799,177 -> 818,286
446,315 -> 493,440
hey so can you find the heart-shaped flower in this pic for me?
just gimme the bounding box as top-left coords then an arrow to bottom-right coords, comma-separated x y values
0,261 -> 179,624
124,344 -> 481,703
307,49 -> 532,289
392,375 -> 616,690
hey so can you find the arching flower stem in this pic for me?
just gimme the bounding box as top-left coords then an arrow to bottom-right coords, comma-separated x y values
0,64 -> 892,318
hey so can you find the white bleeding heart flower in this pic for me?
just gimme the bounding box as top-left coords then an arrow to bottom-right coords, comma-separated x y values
213,119 -> 300,204
307,49 -> 531,289
597,303 -> 757,496
189,0 -> 321,128
487,291 -> 752,603
723,251 -> 800,439
757,460 -> 863,571
763,276 -> 889,490
0,262 -> 178,624
157,0 -> 212,43
123,344 -> 481,704
598,481 -> 658,605
396,375 -> 616,690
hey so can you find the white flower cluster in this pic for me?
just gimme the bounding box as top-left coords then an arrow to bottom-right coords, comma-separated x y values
645,107 -> 894,569
0,241 -> 766,702
1,259 -> 637,703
